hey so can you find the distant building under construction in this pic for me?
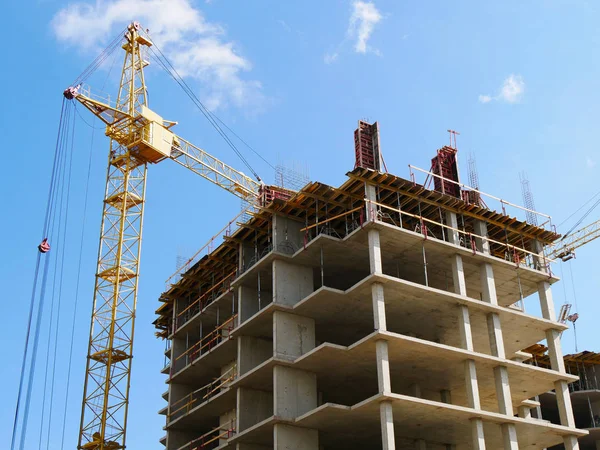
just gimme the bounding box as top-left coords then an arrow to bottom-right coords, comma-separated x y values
154,121 -> 587,450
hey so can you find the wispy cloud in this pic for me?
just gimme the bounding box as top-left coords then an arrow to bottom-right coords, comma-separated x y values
324,52 -> 339,64
587,157 -> 596,169
51,0 -> 265,111
479,74 -> 525,104
277,19 -> 292,32
348,1 -> 382,54
323,1 -> 383,63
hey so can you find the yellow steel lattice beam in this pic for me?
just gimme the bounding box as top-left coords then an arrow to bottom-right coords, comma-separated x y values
549,218 -> 600,261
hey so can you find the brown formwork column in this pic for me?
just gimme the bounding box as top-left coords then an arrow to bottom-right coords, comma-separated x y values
474,220 -> 518,450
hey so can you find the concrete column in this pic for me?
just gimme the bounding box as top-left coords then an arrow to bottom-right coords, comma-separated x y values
538,279 -> 579,447
477,220 -> 517,449
219,409 -> 237,446
457,302 -> 486,450
369,229 -> 383,273
273,365 -> 317,420
518,405 -> 531,419
272,259 -> 313,307
237,336 -> 272,375
471,419 -> 486,450
274,424 -> 318,450
272,214 -> 304,254
376,339 -> 391,393
487,313 -> 506,360
365,183 -> 379,222
440,390 -> 452,404
238,285 -> 273,323
560,436 -> 580,450
273,311 -> 315,361
237,387 -> 273,432
380,401 -> 396,450
446,211 -> 460,245
501,423 -> 519,450
372,283 -> 387,331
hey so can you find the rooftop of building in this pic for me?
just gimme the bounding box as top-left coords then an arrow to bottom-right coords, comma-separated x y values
154,155 -> 561,337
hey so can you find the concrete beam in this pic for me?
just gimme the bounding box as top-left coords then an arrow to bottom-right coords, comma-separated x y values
273,311 -> 315,361
237,445 -> 271,450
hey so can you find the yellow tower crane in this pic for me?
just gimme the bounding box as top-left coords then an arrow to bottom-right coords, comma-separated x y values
64,22 -> 269,450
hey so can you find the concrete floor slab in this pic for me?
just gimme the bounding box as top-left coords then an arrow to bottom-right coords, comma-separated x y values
293,331 -> 576,414
295,393 -> 586,449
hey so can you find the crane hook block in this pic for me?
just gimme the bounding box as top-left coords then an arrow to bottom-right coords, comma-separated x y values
63,85 -> 80,100
38,238 -> 50,253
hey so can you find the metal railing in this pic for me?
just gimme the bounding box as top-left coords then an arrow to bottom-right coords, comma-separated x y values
175,271 -> 237,332
182,420 -> 236,450
171,315 -> 237,375
408,164 -> 554,232
168,365 -> 237,423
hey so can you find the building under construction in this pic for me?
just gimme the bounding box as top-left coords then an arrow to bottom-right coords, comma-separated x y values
526,345 -> 600,449
154,121 -> 588,450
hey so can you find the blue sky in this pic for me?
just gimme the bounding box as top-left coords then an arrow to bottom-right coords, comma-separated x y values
2,0 -> 600,448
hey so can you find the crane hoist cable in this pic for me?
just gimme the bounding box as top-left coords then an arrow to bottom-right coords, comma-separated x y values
11,98 -> 75,450
60,103 -> 95,450
146,39 -> 265,183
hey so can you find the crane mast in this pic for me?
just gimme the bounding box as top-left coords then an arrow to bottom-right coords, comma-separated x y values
75,22 -> 149,450
66,22 -> 262,450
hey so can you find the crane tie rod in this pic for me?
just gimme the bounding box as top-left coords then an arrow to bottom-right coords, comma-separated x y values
71,27 -> 127,87
147,38 -> 265,183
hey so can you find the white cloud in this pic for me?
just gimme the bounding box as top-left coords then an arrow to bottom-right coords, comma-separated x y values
324,52 -> 339,64
51,0 -> 264,111
277,19 -> 292,32
348,1 -> 382,54
479,74 -> 525,104
499,74 -> 525,103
